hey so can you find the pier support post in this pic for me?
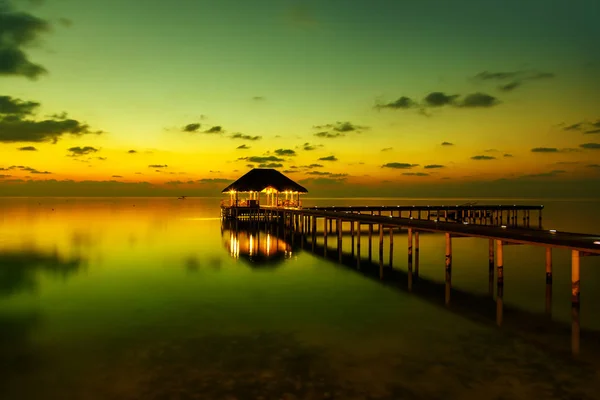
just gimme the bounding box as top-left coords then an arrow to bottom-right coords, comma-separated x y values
311,217 -> 316,251
389,227 -> 394,268
539,209 -> 543,229
324,217 -> 328,256
488,239 -> 494,296
329,218 -> 333,233
338,219 -> 343,262
445,233 -> 452,305
408,228 -> 413,290
357,222 -> 361,269
379,224 -> 384,279
496,239 -> 504,326
545,247 -> 553,316
414,231 -> 420,278
368,224 -> 373,261
572,250 -> 580,356
351,220 -> 355,255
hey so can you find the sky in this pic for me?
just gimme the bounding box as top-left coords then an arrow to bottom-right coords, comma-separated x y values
1,0 -> 599,197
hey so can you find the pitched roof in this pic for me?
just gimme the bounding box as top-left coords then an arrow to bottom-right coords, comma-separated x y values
221,168 -> 308,193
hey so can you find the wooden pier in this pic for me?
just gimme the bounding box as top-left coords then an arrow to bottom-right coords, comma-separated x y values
221,203 -> 600,356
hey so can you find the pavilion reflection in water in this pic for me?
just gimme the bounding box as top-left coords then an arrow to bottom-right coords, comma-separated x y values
222,222 -> 296,267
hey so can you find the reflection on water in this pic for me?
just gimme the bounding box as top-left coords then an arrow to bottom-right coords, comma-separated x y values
0,248 -> 84,297
222,220 -> 295,267
1,197 -> 600,399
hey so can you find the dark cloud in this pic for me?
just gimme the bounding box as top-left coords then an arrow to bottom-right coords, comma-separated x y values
0,96 -> 39,116
562,119 -> 600,134
424,164 -> 444,169
312,121 -> 368,138
503,153 -> 513,157
0,96 -> 101,143
471,155 -> 496,160
381,147 -> 393,152
148,164 -> 168,168
314,131 -> 343,138
531,147 -> 558,153
299,163 -> 323,168
586,164 -> 600,168
381,163 -> 418,169
306,171 -> 348,177
240,156 -> 284,163
252,96 -> 265,101
474,70 -> 555,92
587,129 -> 600,134
127,149 -> 137,154
182,123 -> 200,132
67,146 -> 98,156
459,92 -> 499,108
402,172 -> 429,176
376,96 -> 416,110
302,143 -> 317,151
563,123 -> 582,131
441,142 -> 454,146
519,170 -> 566,178
424,92 -> 459,107
258,163 -> 283,168
274,148 -> 296,156
298,177 -> 346,185
246,164 -> 254,168
96,157 -> 106,161
236,144 -> 250,150
204,126 -> 223,134
111,175 -> 122,178
5,165 -> 51,174
580,143 -> 600,150
197,178 -> 232,184
318,155 -> 338,161
282,170 -> 297,173
0,3 -> 50,79
230,133 -> 261,141
17,145 -> 36,151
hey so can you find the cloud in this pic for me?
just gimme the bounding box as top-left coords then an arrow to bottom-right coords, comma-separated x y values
381,147 -> 393,152
148,164 -> 168,168
424,92 -> 459,107
282,170 -> 297,173
424,164 -> 444,169
375,96 -> 416,110
586,164 -> 600,168
314,131 -> 343,138
580,143 -> 600,150
473,70 -> 555,91
298,177 -> 346,185
17,145 -> 36,151
57,17 -> 72,28
470,155 -> 496,160
519,170 -> 566,178
402,172 -> 429,176
96,157 -> 106,161
0,96 -> 101,143
236,144 -> 250,150
204,126 -> 223,134
503,153 -> 513,157
0,3 -> 50,79
562,119 -> 600,134
197,178 -> 232,184
459,92 -> 499,108
441,141 -> 454,146
274,148 -> 296,156
302,143 -> 317,151
306,171 -> 348,178
252,96 -> 265,101
127,149 -> 137,154
4,165 -> 51,174
312,121 -> 368,138
67,146 -> 98,156
381,163 -> 418,169
258,163 -> 283,168
182,123 -> 201,132
299,163 -> 323,168
230,133 -> 261,141
530,147 -> 558,153
240,156 -> 284,163
111,175 -> 122,178
318,155 -> 338,161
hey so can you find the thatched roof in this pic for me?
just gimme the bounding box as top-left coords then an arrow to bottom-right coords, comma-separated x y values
221,168 -> 308,193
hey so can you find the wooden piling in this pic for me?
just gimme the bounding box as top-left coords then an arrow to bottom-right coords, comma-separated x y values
379,224 -> 384,279
445,232 -> 452,305
414,231 -> 420,278
350,220 -> 355,255
408,228 -> 413,291
323,217 -> 328,256
488,239 -> 494,296
338,218 -> 343,262
389,226 -> 394,268
496,239 -> 504,286
357,222 -> 361,269
545,247 -> 552,283
368,224 -> 373,261
572,250 -> 581,356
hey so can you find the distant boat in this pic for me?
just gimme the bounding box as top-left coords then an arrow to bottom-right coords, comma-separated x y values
178,196 -> 187,200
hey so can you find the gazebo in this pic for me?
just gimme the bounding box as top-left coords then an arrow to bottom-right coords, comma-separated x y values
221,168 -> 308,208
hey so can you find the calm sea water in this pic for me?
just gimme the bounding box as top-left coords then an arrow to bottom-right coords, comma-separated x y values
1,197 -> 600,400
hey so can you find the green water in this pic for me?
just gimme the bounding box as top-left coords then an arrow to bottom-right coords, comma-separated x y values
1,197 -> 600,399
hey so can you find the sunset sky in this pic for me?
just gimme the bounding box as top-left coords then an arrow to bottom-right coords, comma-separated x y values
1,0 -> 599,197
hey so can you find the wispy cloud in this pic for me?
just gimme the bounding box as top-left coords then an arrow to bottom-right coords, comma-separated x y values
562,119 -> 600,134
381,147 -> 393,152
381,163 -> 419,169
67,146 -> 98,156
318,155 -> 338,161
313,121 -> 368,138
580,143 -> 600,150
274,149 -> 296,156
424,164 -> 444,169
17,146 -> 37,151
441,141 -> 454,146
236,144 -> 250,150
471,155 -> 496,160
473,70 -> 555,92
149,164 -> 168,168
402,172 -> 429,176
231,133 -> 261,141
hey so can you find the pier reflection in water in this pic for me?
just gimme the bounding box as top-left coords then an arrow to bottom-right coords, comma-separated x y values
222,219 -> 596,360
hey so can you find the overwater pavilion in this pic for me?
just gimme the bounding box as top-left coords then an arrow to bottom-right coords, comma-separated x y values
221,168 -> 308,208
